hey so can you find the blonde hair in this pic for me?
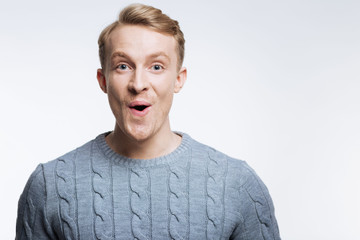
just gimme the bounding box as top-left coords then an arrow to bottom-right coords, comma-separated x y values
98,4 -> 185,70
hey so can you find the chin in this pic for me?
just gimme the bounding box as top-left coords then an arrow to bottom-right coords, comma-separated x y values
125,125 -> 154,142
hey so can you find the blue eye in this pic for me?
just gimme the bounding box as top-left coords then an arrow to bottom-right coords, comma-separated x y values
118,64 -> 128,70
152,65 -> 163,71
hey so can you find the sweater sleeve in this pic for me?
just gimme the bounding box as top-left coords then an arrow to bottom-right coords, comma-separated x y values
231,162 -> 281,240
16,164 -> 54,240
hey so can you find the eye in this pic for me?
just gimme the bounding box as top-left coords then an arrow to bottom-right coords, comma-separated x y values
117,64 -> 129,70
151,64 -> 163,71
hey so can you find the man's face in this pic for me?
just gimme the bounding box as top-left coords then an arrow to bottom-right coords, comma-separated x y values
97,25 -> 186,142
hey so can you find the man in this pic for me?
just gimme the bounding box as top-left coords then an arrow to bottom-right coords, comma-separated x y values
16,4 -> 280,239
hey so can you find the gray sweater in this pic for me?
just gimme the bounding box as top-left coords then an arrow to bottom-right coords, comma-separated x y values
16,132 -> 280,239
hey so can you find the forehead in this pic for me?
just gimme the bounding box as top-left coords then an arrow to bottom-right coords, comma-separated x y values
106,25 -> 177,61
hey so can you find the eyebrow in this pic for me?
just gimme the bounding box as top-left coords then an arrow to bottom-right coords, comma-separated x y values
111,52 -> 130,62
147,52 -> 171,62
110,51 -> 171,63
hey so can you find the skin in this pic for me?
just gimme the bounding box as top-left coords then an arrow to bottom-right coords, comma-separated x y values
97,24 -> 187,159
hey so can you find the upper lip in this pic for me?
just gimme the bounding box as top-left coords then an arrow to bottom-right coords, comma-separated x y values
128,100 -> 152,108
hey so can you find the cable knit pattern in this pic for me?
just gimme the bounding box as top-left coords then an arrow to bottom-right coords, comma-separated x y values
247,189 -> 271,239
23,195 -> 35,239
206,148 -> 227,240
242,182 -> 277,240
167,150 -> 190,240
129,168 -> 151,240
16,132 -> 280,240
55,155 -> 78,239
91,143 -> 114,240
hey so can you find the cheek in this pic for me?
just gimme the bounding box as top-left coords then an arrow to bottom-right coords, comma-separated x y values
107,85 -> 118,102
159,86 -> 175,114
107,77 -> 125,98
107,81 -> 126,111
156,82 -> 175,104
154,74 -> 176,96
159,77 -> 176,106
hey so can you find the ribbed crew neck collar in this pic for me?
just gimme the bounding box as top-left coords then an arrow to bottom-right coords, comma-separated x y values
95,131 -> 192,167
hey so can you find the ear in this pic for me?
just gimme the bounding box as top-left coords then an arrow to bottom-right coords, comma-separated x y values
97,68 -> 107,93
174,67 -> 187,93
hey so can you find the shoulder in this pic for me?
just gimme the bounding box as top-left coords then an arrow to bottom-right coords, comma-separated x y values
18,135 -> 97,203
19,164 -> 46,202
188,136 -> 280,238
16,164 -> 47,237
186,133 -> 255,182
201,141 -> 272,206
40,134 -> 99,170
186,133 -> 274,210
17,164 -> 46,211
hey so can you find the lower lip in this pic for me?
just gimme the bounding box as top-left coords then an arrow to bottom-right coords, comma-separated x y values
129,106 -> 151,117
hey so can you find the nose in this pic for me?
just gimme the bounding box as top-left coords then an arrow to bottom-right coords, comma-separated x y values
128,68 -> 149,94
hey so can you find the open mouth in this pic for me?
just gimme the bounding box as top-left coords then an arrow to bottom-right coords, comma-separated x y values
131,105 -> 149,111
128,101 -> 151,116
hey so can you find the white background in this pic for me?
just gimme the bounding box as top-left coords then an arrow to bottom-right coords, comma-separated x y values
1,0 -> 359,239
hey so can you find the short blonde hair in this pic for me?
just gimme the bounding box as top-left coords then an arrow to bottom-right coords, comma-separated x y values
98,4 -> 185,70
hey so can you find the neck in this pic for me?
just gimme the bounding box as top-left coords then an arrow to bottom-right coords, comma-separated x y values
106,123 -> 181,159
